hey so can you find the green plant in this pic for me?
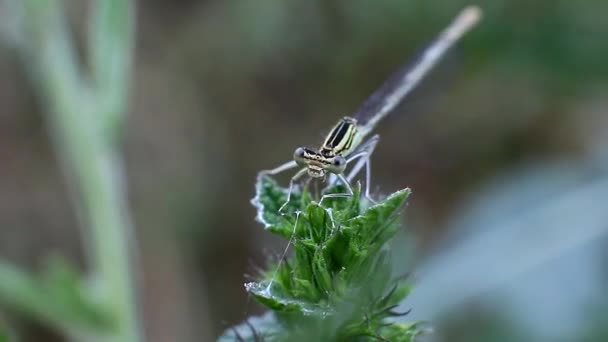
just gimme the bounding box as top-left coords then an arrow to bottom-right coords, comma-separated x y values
220,176 -> 421,341
0,0 -> 139,341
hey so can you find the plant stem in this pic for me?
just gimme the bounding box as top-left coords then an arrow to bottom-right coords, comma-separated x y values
10,1 -> 141,341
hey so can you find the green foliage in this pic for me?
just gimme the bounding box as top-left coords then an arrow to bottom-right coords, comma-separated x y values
0,327 -> 11,342
221,177 -> 421,341
0,258 -> 114,337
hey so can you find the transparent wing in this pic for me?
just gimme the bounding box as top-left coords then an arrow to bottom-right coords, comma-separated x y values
354,6 -> 481,139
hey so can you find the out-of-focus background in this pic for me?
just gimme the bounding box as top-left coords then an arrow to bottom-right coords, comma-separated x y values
1,0 -> 608,341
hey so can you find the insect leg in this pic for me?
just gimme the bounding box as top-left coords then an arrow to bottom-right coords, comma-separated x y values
319,173 -> 354,206
279,167 -> 308,213
266,210 -> 301,290
257,160 -> 306,213
346,135 -> 379,181
258,160 -> 298,178
346,135 -> 379,201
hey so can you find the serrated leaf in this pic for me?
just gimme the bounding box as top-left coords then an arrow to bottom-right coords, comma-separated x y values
246,174 -> 419,340
376,281 -> 412,311
246,281 -> 329,316
366,251 -> 393,295
323,228 -> 351,273
292,278 -> 320,302
276,259 -> 294,293
246,281 -> 306,312
306,205 -> 329,243
349,188 -> 410,245
385,282 -> 412,309
357,188 -> 410,223
252,176 -> 304,238
311,248 -> 332,295
294,241 -> 314,282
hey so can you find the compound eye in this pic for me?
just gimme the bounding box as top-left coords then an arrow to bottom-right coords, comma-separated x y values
294,147 -> 307,166
328,156 -> 346,173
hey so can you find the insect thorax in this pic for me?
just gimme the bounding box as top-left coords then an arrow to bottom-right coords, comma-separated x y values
320,116 -> 358,157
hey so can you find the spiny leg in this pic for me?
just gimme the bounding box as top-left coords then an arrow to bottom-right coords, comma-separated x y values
279,167 -> 308,213
345,135 -> 379,202
257,160 -> 306,213
364,155 -> 373,200
266,210 -> 301,291
258,160 -> 298,179
322,136 -> 379,189
343,153 -> 374,203
346,153 -> 376,203
319,136 -> 379,206
319,173 -> 354,206
320,136 -> 378,193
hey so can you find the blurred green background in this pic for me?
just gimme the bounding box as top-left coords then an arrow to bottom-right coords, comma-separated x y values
1,0 -> 608,341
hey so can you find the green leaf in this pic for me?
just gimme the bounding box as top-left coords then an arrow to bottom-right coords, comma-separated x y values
0,327 -> 12,342
349,188 -> 411,249
351,189 -> 410,233
323,227 -> 352,272
246,281 -> 328,315
294,241 -> 314,283
0,258 -> 114,336
311,248 -> 333,295
244,174 -> 418,340
363,250 -> 393,296
292,278 -> 320,302
307,204 -> 332,244
376,281 -> 412,311
253,176 -> 304,238
276,259 -> 294,293
379,322 -> 424,341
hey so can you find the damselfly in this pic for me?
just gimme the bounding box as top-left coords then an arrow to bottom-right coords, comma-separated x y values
259,6 -> 482,211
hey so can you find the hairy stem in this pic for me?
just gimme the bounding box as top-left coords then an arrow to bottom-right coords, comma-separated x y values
4,1 -> 141,340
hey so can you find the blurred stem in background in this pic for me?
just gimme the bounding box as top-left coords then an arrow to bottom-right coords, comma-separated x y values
0,0 -> 139,341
